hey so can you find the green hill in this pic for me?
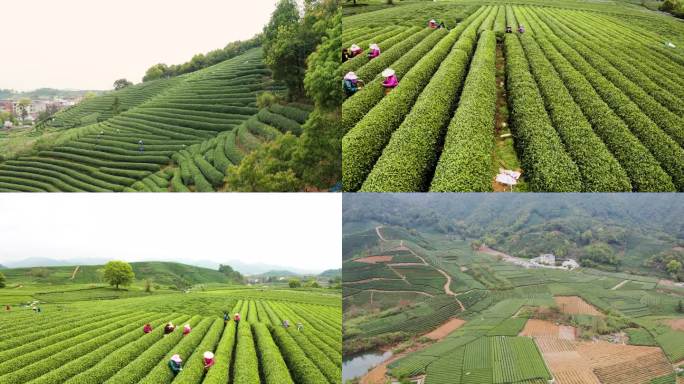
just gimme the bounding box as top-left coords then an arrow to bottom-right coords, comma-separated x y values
0,261 -> 238,287
320,269 -> 341,278
0,48 -> 312,192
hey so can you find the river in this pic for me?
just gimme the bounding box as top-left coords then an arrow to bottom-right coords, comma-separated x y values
342,350 -> 393,382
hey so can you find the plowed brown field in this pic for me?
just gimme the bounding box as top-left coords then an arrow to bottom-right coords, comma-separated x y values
554,296 -> 604,317
355,255 -> 393,264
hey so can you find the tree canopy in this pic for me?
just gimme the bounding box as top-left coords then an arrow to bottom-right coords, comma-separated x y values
218,264 -> 244,283
142,36 -> 262,82
113,79 -> 133,90
103,261 -> 135,289
0,271 -> 6,288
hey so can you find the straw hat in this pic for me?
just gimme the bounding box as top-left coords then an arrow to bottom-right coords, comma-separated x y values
204,351 -> 214,359
344,72 -> 359,81
381,68 -> 395,77
171,354 -> 182,363
369,43 -> 379,50
430,19 -> 436,23
184,324 -> 191,329
350,44 -> 360,51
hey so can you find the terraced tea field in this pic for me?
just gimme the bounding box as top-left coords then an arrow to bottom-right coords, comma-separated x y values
0,288 -> 341,384
0,48 -> 312,192
343,222 -> 684,384
342,2 -> 684,192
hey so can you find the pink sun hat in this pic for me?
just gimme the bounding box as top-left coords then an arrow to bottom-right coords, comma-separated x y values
171,354 -> 182,363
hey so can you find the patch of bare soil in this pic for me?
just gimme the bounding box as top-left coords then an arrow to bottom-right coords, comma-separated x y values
356,255 -> 394,264
554,296 -> 604,317
520,319 -> 562,337
529,322 -> 674,384
664,318 -> 684,331
423,318 -> 466,340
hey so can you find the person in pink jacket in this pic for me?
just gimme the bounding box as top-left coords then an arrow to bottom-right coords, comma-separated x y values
381,68 -> 399,94
367,44 -> 380,59
203,351 -> 215,371
349,44 -> 363,58
182,324 -> 191,335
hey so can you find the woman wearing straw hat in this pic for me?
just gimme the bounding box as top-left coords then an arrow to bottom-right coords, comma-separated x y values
367,43 -> 381,60
203,351 -> 215,371
428,19 -> 437,29
381,68 -> 399,95
344,72 -> 364,97
168,354 -> 183,375
349,44 -> 363,58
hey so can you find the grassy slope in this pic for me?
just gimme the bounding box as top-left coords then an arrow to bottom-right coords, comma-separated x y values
0,261 -> 231,286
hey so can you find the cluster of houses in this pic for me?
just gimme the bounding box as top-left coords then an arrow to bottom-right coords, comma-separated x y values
1,97 -> 80,128
530,253 -> 580,270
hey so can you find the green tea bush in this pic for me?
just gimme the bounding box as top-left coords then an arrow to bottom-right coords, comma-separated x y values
253,323 -> 295,384
519,34 -> 631,191
534,37 -> 675,191
233,322 -> 260,384
203,321 -> 237,384
193,155 -> 224,187
504,34 -> 582,191
361,31 -> 475,191
430,31 -> 497,191
270,325 -> 328,384
173,319 -> 223,384
343,27 -> 464,191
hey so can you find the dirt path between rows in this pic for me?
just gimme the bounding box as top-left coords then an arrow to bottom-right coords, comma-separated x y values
70,266 -> 79,280
376,228 -> 465,311
423,318 -> 466,340
365,289 -> 435,297
611,280 -> 629,290
345,277 -> 405,284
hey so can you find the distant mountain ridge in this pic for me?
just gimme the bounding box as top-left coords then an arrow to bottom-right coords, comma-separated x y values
0,257 -> 337,276
0,261 -> 239,287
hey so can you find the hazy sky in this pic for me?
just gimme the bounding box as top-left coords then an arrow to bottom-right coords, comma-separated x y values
1,0 -> 279,91
0,194 -> 341,271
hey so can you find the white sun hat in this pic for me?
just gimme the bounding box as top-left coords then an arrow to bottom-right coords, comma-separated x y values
204,351 -> 214,359
171,354 -> 182,363
430,19 -> 436,23
344,72 -> 359,81
381,68 -> 395,77
370,43 -> 379,50
350,44 -> 360,51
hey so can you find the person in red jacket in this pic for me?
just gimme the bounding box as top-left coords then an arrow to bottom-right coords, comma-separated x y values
203,351 -> 215,371
143,323 -> 153,334
183,324 -> 192,335
234,312 -> 241,326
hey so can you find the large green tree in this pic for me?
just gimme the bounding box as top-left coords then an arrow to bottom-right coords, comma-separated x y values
103,261 -> 135,289
0,271 -> 6,288
113,78 -> 133,90
262,0 -> 334,99
295,8 -> 342,187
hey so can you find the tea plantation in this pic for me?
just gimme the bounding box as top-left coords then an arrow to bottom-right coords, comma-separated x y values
0,48 -> 312,192
342,1 -> 684,192
0,267 -> 341,383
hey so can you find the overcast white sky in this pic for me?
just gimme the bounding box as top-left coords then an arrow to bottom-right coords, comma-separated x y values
1,0 -> 279,91
0,194 -> 341,271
